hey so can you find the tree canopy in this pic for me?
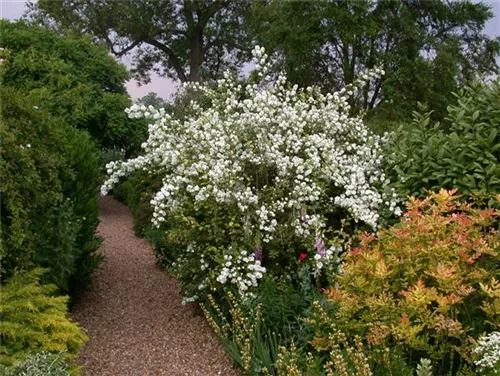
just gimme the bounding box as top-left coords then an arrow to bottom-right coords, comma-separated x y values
136,92 -> 168,108
28,0 -> 500,121
29,0 -> 251,83
0,20 -> 145,151
249,0 -> 500,120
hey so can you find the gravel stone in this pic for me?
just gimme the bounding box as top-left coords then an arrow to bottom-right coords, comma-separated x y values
72,195 -> 240,376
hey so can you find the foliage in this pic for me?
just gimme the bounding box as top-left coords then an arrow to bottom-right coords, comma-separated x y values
102,46 -> 398,302
0,352 -> 71,376
387,79 -> 500,199
0,269 -> 87,368
0,83 -> 101,293
0,20 -> 146,152
202,273 -> 320,375
136,92 -> 168,109
30,0 -> 252,83
1,86 -> 68,281
271,330 -> 413,376
112,170 -> 163,237
249,0 -> 499,120
314,190 -> 500,374
415,358 -> 433,376
63,126 -> 104,294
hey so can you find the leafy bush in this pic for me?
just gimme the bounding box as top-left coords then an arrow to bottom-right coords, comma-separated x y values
0,269 -> 87,368
112,170 -> 163,237
0,86 -> 101,293
63,128 -> 103,294
313,190 -> 500,374
1,87 -> 73,287
386,79 -> 500,200
0,20 -> 146,153
102,46 -> 398,302
0,352 -> 70,376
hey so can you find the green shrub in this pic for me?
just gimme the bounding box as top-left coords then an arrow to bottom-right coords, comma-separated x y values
0,85 -> 101,293
63,128 -> 103,294
112,170 -> 162,236
0,352 -> 71,376
0,269 -> 87,368
1,87 -> 71,284
386,79 -> 500,200
201,272 -> 319,375
313,190 -> 500,374
0,20 -> 146,153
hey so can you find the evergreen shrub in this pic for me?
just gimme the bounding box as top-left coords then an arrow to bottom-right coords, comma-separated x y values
0,269 -> 87,368
0,86 -> 101,293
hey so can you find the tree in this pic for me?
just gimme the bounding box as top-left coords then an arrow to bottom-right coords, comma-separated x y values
29,0 -> 252,84
249,0 -> 500,120
0,20 -> 145,152
137,92 -> 168,108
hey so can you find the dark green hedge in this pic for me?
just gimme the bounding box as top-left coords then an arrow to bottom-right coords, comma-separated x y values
0,86 -> 102,294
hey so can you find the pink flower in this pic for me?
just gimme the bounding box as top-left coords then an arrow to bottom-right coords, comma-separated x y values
299,253 -> 307,262
254,248 -> 263,261
315,236 -> 326,256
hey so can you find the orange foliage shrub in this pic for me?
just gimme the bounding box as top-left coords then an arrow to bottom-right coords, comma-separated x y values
314,190 -> 500,372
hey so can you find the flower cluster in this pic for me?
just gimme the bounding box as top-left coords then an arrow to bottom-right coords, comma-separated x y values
216,249 -> 266,296
313,237 -> 342,277
474,332 -> 500,374
102,45 -> 399,295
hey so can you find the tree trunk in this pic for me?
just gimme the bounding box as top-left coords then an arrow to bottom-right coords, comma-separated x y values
189,25 -> 204,82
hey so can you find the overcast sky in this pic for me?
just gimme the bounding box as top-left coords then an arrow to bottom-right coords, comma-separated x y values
1,0 -> 499,101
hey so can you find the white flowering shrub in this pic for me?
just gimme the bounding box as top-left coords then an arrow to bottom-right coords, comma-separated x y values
474,332 -> 500,375
102,46 -> 398,299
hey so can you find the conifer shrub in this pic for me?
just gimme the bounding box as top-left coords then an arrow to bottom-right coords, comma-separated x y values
312,190 -> 500,374
0,269 -> 87,368
0,87 -> 75,288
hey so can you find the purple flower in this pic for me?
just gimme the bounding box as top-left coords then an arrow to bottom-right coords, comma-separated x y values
254,248 -> 263,261
315,237 -> 326,256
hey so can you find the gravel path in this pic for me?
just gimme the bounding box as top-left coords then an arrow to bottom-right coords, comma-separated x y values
72,195 -> 240,376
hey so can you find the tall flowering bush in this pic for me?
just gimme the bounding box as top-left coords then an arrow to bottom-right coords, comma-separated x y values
102,46 -> 398,299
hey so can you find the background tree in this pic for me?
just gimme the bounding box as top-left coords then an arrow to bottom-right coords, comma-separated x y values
29,0 -> 252,84
249,0 -> 500,121
137,92 -> 168,108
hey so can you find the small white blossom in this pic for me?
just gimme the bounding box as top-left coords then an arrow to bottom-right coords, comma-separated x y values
101,46 -> 398,296
474,332 -> 500,374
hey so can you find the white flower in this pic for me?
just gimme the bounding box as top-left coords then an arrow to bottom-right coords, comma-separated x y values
474,331 -> 500,373
100,46 -> 398,296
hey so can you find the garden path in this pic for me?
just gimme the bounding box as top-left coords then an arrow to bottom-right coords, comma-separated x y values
72,195 -> 239,376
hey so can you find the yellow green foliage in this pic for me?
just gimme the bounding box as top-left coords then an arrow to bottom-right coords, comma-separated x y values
314,190 -> 500,372
0,269 -> 88,368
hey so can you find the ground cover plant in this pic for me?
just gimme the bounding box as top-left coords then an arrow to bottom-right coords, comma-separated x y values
0,352 -> 71,376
